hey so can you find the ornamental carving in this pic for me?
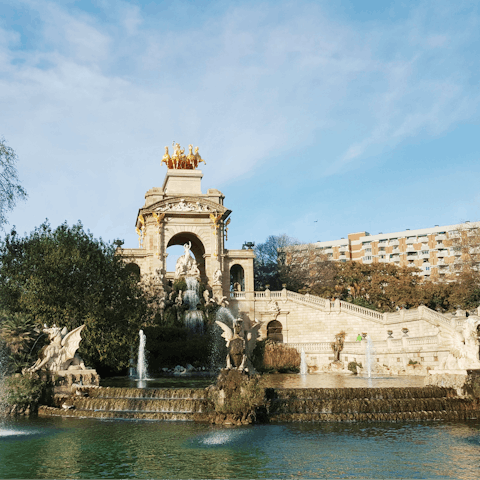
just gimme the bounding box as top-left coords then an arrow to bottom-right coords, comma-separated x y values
156,199 -> 215,213
161,143 -> 205,170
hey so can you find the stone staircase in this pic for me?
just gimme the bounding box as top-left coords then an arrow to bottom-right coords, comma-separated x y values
39,387 -> 211,421
267,386 -> 480,422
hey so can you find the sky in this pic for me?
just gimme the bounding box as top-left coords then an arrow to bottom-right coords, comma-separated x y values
1,0 -> 480,264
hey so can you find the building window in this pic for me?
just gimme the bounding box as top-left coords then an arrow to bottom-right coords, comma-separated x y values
425,267 -> 430,271
422,250 -> 429,255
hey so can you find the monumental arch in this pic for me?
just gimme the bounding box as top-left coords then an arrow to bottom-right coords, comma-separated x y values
120,143 -> 255,320
118,143 -> 480,375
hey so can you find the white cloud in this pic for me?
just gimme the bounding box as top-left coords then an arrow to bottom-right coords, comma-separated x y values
1,0 -> 479,244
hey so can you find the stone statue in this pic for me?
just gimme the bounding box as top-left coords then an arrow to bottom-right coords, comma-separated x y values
188,262 -> 201,278
174,242 -> 198,279
26,325 -> 86,373
175,290 -> 183,307
215,318 -> 262,373
154,268 -> 164,284
213,268 -> 223,285
435,318 -> 480,371
203,289 -> 215,304
268,300 -> 280,320
215,295 -> 229,307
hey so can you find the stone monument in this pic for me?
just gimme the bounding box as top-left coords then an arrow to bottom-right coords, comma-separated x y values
25,324 -> 99,389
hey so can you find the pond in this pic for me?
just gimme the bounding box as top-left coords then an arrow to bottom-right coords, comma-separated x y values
100,372 -> 427,389
1,416 -> 479,479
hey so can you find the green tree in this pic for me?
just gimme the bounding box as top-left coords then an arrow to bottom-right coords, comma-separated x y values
0,138 -> 27,228
0,221 -> 148,373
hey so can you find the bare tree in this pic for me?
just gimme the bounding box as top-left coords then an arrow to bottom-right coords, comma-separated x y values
0,138 -> 27,228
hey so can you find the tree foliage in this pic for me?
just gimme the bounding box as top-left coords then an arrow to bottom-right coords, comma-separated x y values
258,234 -> 480,313
0,221 -> 148,373
0,138 -> 27,228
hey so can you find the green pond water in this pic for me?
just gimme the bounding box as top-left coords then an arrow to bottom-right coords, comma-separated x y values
1,416 -> 480,479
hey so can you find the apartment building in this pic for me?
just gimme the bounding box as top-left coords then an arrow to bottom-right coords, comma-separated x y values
290,221 -> 479,280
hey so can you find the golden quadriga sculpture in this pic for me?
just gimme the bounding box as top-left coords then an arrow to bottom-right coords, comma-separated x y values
161,143 -> 206,170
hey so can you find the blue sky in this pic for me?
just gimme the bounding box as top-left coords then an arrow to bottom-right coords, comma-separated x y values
1,0 -> 480,260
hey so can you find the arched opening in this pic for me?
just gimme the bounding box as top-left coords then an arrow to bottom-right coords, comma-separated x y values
125,262 -> 141,279
230,264 -> 245,291
166,233 -> 206,281
267,320 -> 283,343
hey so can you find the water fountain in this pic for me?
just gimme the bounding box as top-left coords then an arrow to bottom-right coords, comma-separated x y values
365,335 -> 375,378
137,330 -> 148,384
184,276 -> 204,331
300,347 -> 308,375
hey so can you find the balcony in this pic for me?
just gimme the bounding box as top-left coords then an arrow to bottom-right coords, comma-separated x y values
389,239 -> 399,246
418,236 -> 428,242
339,254 -> 347,260
392,247 -> 400,254
437,250 -> 447,257
420,253 -> 430,259
406,237 -> 416,244
363,257 -> 373,264
406,245 -> 416,252
436,234 -> 447,241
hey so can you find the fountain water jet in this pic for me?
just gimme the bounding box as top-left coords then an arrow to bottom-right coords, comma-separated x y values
137,330 -> 149,384
300,347 -> 308,375
365,336 -> 375,378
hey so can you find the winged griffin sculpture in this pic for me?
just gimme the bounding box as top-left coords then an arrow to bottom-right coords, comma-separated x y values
215,318 -> 262,373
26,324 -> 87,373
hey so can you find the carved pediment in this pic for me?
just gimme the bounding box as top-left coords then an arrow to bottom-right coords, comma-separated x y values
142,196 -> 229,216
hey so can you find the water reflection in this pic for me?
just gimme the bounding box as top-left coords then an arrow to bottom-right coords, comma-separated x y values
2,416 -> 480,479
262,373 -> 427,389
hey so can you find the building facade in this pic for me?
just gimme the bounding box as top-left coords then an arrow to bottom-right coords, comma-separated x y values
290,222 -> 479,280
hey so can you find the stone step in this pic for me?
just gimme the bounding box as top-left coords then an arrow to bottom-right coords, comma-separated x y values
83,387 -> 206,400
38,406 -> 203,421
270,396 -> 480,414
269,410 -> 480,422
270,386 -> 456,400
66,397 -> 209,413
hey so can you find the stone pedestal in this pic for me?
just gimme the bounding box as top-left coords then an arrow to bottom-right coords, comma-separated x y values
425,369 -> 480,396
52,369 -> 100,394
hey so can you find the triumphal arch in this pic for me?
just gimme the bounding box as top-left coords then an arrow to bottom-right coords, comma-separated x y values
120,143 -> 255,319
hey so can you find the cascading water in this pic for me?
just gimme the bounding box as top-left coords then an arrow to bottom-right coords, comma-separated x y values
365,336 -> 375,378
137,330 -> 148,382
300,347 -> 308,375
184,277 -> 204,331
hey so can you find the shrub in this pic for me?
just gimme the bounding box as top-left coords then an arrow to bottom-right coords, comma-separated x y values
1,373 -> 53,415
253,339 -> 300,373
348,361 -> 362,374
